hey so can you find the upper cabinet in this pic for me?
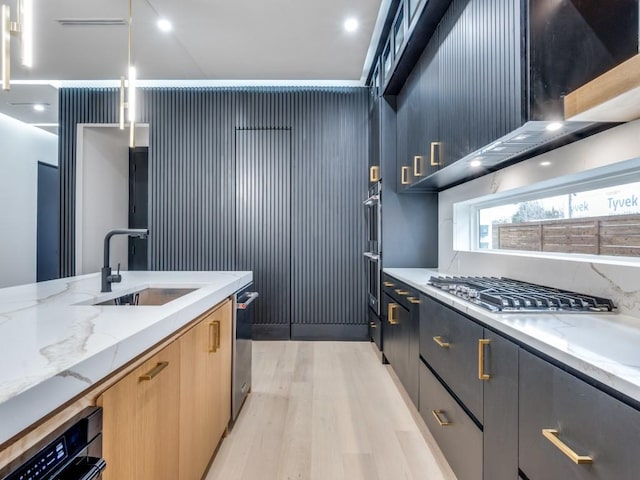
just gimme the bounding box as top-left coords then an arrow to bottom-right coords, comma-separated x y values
375,0 -> 640,191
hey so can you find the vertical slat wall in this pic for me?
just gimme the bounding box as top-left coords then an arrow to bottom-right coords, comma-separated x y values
236,129 -> 291,335
59,87 -> 368,337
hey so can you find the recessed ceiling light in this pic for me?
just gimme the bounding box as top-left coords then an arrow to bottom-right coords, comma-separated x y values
546,122 -> 563,132
157,19 -> 172,32
470,159 -> 483,167
540,161 -> 552,166
344,17 -> 358,33
33,104 -> 45,112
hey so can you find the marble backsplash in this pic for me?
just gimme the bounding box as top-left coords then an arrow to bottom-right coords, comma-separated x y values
439,119 -> 640,319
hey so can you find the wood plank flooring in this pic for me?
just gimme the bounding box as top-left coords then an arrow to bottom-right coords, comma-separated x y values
205,341 -> 456,480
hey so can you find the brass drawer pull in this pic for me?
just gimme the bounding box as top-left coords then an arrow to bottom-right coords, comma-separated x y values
370,165 -> 380,182
370,321 -> 377,329
395,289 -> 409,296
432,410 -> 452,427
430,142 -> 441,166
383,281 -> 395,287
433,336 -> 450,348
388,303 -> 399,325
209,320 -> 221,353
413,155 -> 425,177
407,296 -> 420,304
542,429 -> 593,465
401,166 -> 410,185
139,361 -> 169,381
478,339 -> 491,381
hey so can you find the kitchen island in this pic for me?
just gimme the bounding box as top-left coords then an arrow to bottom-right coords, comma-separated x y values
0,270 -> 251,452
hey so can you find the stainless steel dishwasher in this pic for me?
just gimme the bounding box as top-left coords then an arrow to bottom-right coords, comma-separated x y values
231,284 -> 258,424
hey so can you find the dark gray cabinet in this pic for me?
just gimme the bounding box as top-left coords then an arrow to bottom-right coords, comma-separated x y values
381,274 -> 421,406
392,0 -> 639,190
419,294 -> 484,422
519,349 -> 640,480
419,362 -> 482,480
419,293 -> 519,480
482,329 -> 519,480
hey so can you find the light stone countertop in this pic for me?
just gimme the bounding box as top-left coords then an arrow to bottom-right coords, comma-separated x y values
384,267 -> 640,404
0,270 -> 252,445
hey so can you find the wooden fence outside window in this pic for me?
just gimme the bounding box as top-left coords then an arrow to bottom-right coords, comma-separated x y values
493,214 -> 640,257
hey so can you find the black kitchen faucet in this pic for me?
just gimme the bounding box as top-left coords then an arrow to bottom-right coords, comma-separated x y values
101,229 -> 149,292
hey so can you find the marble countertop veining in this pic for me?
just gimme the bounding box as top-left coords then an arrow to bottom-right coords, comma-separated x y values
0,271 -> 252,446
384,267 -> 640,404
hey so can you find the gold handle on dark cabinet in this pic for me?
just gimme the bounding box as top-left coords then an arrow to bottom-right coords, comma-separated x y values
370,165 -> 380,182
433,336 -> 450,348
401,166 -> 410,185
413,155 -> 425,177
432,410 -> 452,427
478,339 -> 491,381
542,429 -> 593,465
408,296 -> 420,304
383,281 -> 395,287
370,321 -> 377,329
388,303 -> 399,325
430,142 -> 441,166
395,289 -> 409,296
139,362 -> 169,381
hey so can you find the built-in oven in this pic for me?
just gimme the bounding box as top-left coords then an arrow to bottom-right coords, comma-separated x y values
0,407 -> 105,480
364,181 -> 382,350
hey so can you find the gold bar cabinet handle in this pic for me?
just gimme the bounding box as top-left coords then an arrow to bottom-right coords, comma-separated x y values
478,339 -> 491,381
370,321 -> 377,329
433,336 -> 450,348
430,142 -> 441,166
401,166 -> 410,185
209,321 -> 219,353
215,321 -> 221,349
408,296 -> 421,304
395,289 -> 409,296
542,429 -> 593,465
413,155 -> 424,177
383,281 -> 395,287
369,165 -> 380,182
139,361 -> 169,381
432,410 -> 452,427
388,303 -> 399,325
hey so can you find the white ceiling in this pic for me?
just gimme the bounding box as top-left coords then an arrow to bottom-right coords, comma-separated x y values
1,0 -> 387,130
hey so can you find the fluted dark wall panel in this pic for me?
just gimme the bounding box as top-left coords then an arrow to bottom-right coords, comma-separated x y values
59,87 -> 368,336
236,129 -> 291,329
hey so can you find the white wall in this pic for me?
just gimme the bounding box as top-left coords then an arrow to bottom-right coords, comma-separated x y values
75,125 -> 149,275
0,114 -> 58,288
439,119 -> 640,318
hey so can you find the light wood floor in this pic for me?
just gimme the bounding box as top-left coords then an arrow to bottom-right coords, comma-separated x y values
205,341 -> 456,480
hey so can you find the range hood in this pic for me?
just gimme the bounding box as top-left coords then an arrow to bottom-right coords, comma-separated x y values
565,54 -> 640,123
412,120 -> 599,191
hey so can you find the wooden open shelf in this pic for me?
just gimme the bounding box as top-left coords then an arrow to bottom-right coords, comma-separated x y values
565,54 -> 640,122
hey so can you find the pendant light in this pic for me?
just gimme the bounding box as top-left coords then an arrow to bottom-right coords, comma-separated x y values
119,0 -> 136,147
1,0 -> 34,91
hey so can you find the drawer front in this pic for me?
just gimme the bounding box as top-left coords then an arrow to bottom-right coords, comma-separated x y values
382,292 -> 409,382
419,294 -> 484,422
519,349 -> 640,480
419,362 -> 482,480
382,274 -> 420,310
368,307 -> 382,351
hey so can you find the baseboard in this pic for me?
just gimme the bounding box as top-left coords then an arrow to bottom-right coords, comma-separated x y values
252,324 -> 290,340
290,324 -> 368,341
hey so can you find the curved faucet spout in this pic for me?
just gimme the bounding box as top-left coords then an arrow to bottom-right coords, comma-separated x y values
101,228 -> 149,292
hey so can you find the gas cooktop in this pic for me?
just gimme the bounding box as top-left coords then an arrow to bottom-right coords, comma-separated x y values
428,276 -> 616,313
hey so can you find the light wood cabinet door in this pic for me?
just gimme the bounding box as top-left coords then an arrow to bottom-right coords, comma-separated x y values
101,341 -> 180,480
179,299 -> 233,480
211,300 -> 232,441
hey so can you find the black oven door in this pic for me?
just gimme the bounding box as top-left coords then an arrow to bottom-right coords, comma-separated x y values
365,253 -> 381,315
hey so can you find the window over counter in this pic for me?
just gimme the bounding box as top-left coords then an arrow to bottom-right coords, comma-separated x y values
454,157 -> 640,262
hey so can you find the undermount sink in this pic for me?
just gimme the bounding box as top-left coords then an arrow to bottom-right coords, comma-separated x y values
93,288 -> 197,306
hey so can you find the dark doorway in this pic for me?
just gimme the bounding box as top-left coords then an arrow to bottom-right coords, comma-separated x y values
235,129 -> 291,340
129,147 -> 149,270
37,162 -> 59,282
